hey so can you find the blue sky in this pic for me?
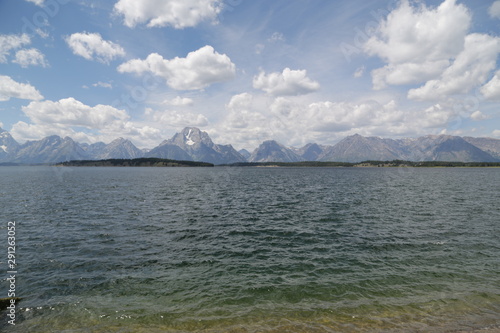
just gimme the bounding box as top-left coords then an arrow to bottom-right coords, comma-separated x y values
0,0 -> 499,149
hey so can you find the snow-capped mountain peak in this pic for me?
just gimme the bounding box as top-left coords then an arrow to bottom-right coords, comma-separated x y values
185,129 -> 195,146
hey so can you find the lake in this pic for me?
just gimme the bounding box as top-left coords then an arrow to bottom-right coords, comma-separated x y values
1,166 -> 499,332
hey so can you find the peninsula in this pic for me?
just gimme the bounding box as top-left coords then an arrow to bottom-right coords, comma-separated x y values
55,158 -> 214,167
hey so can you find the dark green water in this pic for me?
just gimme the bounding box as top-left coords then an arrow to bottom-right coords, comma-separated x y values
1,166 -> 499,332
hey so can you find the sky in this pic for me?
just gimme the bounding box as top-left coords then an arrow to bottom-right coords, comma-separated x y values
0,0 -> 499,150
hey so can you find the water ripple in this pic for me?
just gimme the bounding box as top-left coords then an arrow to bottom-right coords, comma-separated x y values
0,167 -> 499,332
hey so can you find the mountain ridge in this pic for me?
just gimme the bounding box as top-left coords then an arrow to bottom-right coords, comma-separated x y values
0,127 -> 499,164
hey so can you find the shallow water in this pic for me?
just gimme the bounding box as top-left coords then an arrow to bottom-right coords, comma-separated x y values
1,166 -> 499,332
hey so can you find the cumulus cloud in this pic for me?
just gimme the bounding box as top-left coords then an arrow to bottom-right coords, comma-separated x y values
13,48 -> 49,68
489,1 -> 500,19
117,45 -> 235,90
470,111 -> 489,121
145,108 -> 208,127
215,91 -> 472,149
481,70 -> 500,100
113,0 -> 222,29
364,0 -> 471,90
253,68 -> 320,96
365,0 -> 470,65
11,97 -> 163,148
353,66 -> 365,78
65,32 -> 125,64
211,93 -> 272,148
276,99 -> 409,134
0,34 -> 48,68
21,98 -> 129,129
11,120 -> 162,148
364,0 -> 500,106
215,93 -> 425,149
0,75 -> 43,101
163,96 -> 194,106
224,93 -> 266,129
370,61 -> 450,90
0,33 -> 31,63
408,34 -> 500,100
11,121 -> 90,143
227,93 -> 253,112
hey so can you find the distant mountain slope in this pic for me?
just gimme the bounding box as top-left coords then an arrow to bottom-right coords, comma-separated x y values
0,128 -> 20,162
0,127 -> 498,164
404,135 -> 498,162
238,149 -> 251,160
80,142 -> 107,158
317,134 -> 499,163
93,138 -> 144,159
213,143 -> 247,164
13,136 -> 89,164
463,136 -> 500,160
319,134 -> 401,162
249,140 -> 304,162
294,143 -> 325,161
144,143 -> 193,161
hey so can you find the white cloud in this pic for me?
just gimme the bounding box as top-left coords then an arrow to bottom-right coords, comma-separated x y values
370,60 -> 450,90
268,32 -> 285,43
0,34 -> 31,63
0,75 -> 43,101
353,66 -> 365,78
163,96 -> 194,106
253,68 -> 320,96
224,93 -> 265,129
408,34 -> 500,100
11,121 -> 88,143
211,93 -> 272,149
227,93 -> 253,112
214,91 -> 475,149
365,0 -> 470,64
364,0 -> 500,103
25,0 -> 44,6
113,0 -> 222,29
10,120 -> 162,148
364,0 -> 471,89
65,32 -> 125,64
35,29 -> 50,39
481,70 -> 500,100
145,108 -> 208,127
13,48 -> 49,68
92,81 -> 113,89
21,97 -> 129,129
296,100 -> 410,134
470,111 -> 489,121
489,1 -> 500,19
215,93 -> 434,149
493,129 -> 500,137
11,97 -> 164,148
418,103 -> 456,129
118,45 -> 235,90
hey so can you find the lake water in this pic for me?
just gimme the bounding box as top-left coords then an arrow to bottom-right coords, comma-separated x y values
1,166 -> 499,332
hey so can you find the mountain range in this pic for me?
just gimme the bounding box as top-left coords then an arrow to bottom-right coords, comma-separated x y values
0,127 -> 499,164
